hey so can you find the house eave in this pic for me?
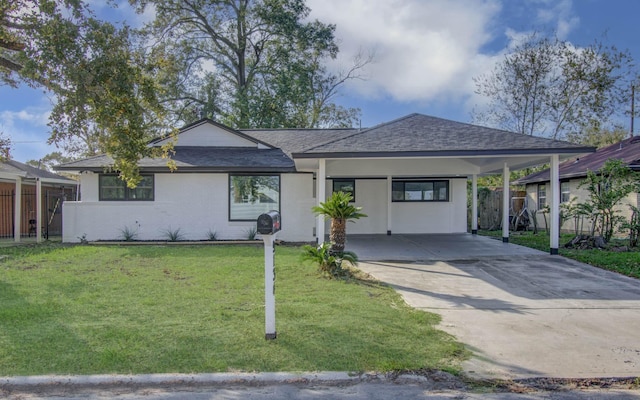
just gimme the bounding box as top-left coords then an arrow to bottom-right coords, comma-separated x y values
292,147 -> 595,159
55,166 -> 297,174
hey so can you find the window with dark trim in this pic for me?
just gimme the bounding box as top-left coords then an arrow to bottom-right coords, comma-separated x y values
229,174 -> 280,221
332,179 -> 355,201
560,181 -> 570,203
392,180 -> 449,202
99,174 -> 154,201
538,184 -> 547,209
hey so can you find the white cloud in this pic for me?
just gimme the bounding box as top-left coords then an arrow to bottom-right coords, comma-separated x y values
307,0 -> 502,104
0,106 -> 55,163
529,0 -> 579,39
305,0 -> 584,119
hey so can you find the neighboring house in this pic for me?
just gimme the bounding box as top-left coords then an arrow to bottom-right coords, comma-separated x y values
0,160 -> 77,240
515,136 -> 640,233
56,113 -> 593,253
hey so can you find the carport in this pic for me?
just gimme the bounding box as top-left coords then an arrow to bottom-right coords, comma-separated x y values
289,114 -> 594,255
352,234 -> 640,379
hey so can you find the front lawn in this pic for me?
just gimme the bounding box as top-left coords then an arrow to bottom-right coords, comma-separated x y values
0,244 -> 466,376
480,230 -> 640,279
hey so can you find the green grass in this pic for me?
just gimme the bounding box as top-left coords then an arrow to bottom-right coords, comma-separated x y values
0,243 -> 467,376
480,230 -> 640,279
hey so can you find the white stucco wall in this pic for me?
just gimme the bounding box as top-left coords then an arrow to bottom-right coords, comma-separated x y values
390,178 -> 467,234
323,177 -> 467,235
63,172 -> 316,243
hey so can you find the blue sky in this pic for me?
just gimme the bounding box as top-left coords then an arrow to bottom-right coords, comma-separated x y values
2,0 -> 639,163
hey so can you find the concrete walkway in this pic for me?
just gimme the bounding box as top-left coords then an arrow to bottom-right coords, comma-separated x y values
352,234 -> 640,379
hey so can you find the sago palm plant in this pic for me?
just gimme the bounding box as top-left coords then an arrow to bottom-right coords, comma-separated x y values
312,191 -> 367,253
301,242 -> 358,278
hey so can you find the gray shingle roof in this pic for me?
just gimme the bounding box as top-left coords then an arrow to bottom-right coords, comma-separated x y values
241,128 -> 356,157
291,114 -> 593,158
56,113 -> 596,173
515,135 -> 640,184
1,160 -> 75,182
56,147 -> 295,172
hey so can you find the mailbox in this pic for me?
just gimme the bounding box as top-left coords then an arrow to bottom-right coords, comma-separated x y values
257,210 -> 281,235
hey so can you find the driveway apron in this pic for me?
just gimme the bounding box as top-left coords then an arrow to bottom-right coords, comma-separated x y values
349,234 -> 640,379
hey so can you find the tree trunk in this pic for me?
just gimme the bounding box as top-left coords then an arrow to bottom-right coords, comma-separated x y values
330,218 -> 347,253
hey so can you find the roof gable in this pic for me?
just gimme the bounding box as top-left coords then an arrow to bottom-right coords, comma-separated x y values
153,119 -> 273,148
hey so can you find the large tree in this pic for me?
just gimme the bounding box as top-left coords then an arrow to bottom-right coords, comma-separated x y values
0,132 -> 9,160
132,0 -> 364,128
473,33 -> 633,141
26,151 -> 73,172
1,0 -> 174,186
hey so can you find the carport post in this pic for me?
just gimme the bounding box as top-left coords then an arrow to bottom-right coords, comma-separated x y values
36,178 -> 42,243
549,155 -> 560,254
14,177 -> 22,243
386,175 -> 392,235
502,163 -> 509,242
316,159 -> 326,244
471,174 -> 478,234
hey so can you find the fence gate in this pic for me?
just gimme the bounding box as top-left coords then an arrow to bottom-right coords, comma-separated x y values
45,190 -> 68,237
0,188 -> 57,239
0,189 -> 14,238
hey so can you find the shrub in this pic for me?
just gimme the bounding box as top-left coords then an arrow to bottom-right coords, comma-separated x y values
119,225 -> 139,241
207,229 -> 218,241
301,242 -> 358,278
162,227 -> 183,242
245,227 -> 257,240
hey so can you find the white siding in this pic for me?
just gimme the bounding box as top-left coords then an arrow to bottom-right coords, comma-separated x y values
349,179 -> 387,234
390,179 -> 467,234
323,178 -> 467,235
63,172 -> 316,243
155,122 -> 258,147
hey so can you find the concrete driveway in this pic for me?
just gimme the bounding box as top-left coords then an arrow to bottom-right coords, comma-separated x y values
349,234 -> 640,379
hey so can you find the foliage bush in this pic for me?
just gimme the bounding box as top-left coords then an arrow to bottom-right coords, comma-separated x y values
578,159 -> 640,242
206,229 -> 217,241
119,225 -> 139,241
245,227 -> 257,240
301,242 -> 358,278
162,227 -> 183,242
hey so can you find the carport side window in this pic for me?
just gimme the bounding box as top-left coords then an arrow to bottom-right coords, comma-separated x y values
538,184 -> 547,209
561,181 -> 570,203
332,179 -> 355,202
391,180 -> 449,202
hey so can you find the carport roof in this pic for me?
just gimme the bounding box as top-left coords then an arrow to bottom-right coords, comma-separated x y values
289,114 -> 594,159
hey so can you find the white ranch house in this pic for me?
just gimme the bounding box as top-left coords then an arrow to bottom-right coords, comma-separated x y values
56,114 -> 594,253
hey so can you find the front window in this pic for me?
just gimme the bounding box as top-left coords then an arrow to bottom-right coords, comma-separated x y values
333,179 -> 355,201
392,180 -> 449,202
99,175 -> 154,201
229,174 -> 280,221
561,181 -> 570,203
538,184 -> 547,209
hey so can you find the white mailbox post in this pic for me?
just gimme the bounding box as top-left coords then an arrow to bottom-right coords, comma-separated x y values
257,211 -> 281,340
